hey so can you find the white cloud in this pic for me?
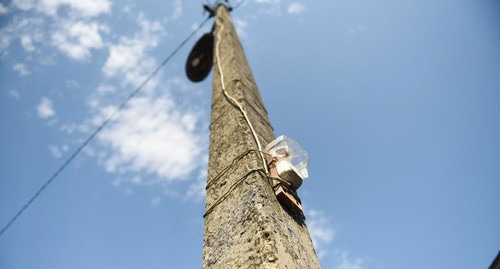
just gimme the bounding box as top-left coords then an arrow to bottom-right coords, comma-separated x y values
60,123 -> 79,134
65,79 -> 81,89
0,3 -> 8,14
131,176 -> 142,185
48,144 -> 68,158
121,4 -> 132,14
287,2 -> 305,15
96,85 -> 116,95
0,34 -> 11,52
13,63 -> 30,76
37,97 -> 56,119
85,12 -> 208,192
88,85 -> 116,109
103,39 -> 146,77
38,0 -> 111,17
234,18 -> 248,39
3,0 -> 110,59
306,209 -> 366,268
150,197 -> 161,207
307,209 -> 336,258
185,167 -> 208,202
185,177 -> 206,202
9,90 -> 21,100
51,20 -> 105,61
170,0 -> 183,20
0,17 -> 44,54
20,35 -> 36,52
102,15 -> 163,86
335,251 -> 365,269
94,94 -> 205,182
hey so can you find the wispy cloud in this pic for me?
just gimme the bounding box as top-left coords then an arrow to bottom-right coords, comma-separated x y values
234,18 -> 248,39
306,209 -> 366,268
93,93 -> 205,182
334,250 -> 365,269
307,209 -> 336,258
11,0 -> 111,17
184,167 -> 208,202
0,3 -> 8,14
9,90 -> 21,100
37,0 -> 111,17
37,97 -> 56,119
65,79 -> 82,89
0,16 -> 44,54
3,0 -> 110,61
150,197 -> 161,207
170,0 -> 183,20
102,40 -> 144,77
48,144 -> 68,158
287,2 -> 305,15
20,35 -> 36,52
13,63 -> 30,76
51,20 -> 107,61
102,14 -> 163,87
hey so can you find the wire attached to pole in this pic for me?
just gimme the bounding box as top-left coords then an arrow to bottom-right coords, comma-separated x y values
204,0 -> 247,17
0,16 -> 212,238
214,8 -> 269,175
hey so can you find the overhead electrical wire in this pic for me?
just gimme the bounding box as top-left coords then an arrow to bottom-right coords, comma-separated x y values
228,0 -> 247,10
0,16 -> 212,238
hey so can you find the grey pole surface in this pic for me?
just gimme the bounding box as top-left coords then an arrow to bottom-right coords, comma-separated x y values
203,5 -> 321,268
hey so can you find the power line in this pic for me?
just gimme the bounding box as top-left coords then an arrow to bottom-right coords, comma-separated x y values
0,16 -> 212,238
231,0 -> 247,10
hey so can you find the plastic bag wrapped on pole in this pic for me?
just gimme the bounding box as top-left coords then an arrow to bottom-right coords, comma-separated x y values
265,135 -> 309,180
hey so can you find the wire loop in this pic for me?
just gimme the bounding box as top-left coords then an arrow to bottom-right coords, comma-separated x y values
204,168 -> 268,218
206,149 -> 273,190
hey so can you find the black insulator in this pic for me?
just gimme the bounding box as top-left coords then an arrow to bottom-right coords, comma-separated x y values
186,33 -> 214,82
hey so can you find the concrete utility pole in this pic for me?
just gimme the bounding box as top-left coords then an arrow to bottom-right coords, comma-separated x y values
203,5 -> 321,268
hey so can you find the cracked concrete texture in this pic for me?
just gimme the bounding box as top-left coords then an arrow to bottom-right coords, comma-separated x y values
202,6 -> 320,269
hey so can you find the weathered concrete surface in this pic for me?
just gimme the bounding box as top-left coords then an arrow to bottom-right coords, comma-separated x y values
202,6 -> 321,269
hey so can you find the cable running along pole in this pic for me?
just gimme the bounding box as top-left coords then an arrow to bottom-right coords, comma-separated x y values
0,17 -> 211,238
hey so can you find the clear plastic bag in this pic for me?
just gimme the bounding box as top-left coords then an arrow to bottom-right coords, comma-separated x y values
265,135 -> 309,179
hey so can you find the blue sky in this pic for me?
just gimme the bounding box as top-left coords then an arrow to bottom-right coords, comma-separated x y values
1,0 -> 499,268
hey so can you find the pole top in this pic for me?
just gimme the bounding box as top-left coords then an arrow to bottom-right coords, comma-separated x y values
203,1 -> 233,18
